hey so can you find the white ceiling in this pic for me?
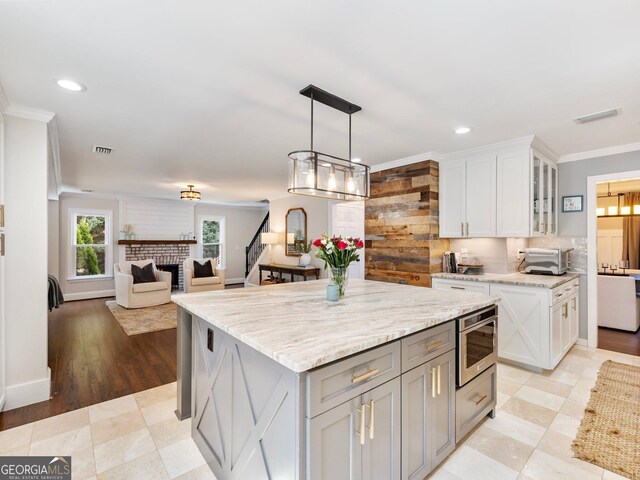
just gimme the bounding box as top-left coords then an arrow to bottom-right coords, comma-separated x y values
1,1 -> 639,203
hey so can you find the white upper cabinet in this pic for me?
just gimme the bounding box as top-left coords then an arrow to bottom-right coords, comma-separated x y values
440,136 -> 558,239
440,155 -> 496,238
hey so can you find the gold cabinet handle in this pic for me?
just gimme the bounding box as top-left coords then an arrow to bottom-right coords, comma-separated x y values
466,222 -> 469,237
437,364 -> 441,395
357,405 -> 366,445
426,339 -> 445,351
572,298 -> 577,310
461,222 -> 464,237
352,368 -> 379,384
475,394 -> 487,405
563,303 -> 568,318
431,367 -> 437,398
369,399 -> 375,440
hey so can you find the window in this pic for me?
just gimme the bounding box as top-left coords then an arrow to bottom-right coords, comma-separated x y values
70,210 -> 112,278
200,216 -> 226,267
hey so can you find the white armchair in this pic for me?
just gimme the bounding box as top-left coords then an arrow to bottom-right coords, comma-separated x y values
184,257 -> 226,293
114,260 -> 172,309
597,274 -> 640,331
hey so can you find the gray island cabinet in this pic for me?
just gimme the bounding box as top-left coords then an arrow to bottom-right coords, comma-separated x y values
173,279 -> 497,480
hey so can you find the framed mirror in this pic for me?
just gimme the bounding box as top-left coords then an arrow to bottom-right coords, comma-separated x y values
285,208 -> 307,256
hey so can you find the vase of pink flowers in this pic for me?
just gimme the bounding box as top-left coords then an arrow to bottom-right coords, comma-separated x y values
312,233 -> 364,298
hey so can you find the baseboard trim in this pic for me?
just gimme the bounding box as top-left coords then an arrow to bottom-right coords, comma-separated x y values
576,338 -> 588,347
4,367 -> 51,411
225,278 -> 244,285
64,289 -> 115,301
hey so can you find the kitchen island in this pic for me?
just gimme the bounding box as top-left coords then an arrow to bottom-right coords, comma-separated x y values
173,279 -> 498,480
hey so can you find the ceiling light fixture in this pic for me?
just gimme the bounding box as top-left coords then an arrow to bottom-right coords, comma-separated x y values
573,107 -> 621,124
288,85 -> 370,201
455,126 -> 471,134
56,79 -> 86,92
180,184 -> 201,201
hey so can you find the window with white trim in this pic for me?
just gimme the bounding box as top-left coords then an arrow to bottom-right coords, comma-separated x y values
199,215 -> 226,267
70,209 -> 113,278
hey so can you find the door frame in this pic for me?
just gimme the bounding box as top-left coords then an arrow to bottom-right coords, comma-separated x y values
586,168 -> 640,348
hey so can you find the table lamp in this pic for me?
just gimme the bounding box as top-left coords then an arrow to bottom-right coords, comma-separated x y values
261,232 -> 279,265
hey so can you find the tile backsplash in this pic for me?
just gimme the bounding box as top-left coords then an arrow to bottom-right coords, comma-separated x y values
528,236 -> 588,274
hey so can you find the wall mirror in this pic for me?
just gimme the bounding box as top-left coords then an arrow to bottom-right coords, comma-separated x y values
285,208 -> 307,256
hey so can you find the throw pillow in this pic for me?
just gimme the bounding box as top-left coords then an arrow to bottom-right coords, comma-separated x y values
131,263 -> 156,284
193,259 -> 214,278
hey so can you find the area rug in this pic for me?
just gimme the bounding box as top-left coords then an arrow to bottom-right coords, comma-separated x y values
106,300 -> 177,336
571,360 -> 640,479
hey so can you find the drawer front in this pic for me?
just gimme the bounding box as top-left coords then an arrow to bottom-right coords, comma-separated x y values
455,364 -> 496,442
401,321 -> 455,373
432,279 -> 490,295
307,341 -> 401,418
551,278 -> 580,305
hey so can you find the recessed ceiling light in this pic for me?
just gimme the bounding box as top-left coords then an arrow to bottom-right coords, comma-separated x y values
81,189 -> 93,193
455,127 -> 471,134
56,79 -> 86,92
351,157 -> 362,163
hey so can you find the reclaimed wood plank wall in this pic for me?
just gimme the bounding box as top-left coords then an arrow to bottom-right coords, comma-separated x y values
364,160 -> 450,287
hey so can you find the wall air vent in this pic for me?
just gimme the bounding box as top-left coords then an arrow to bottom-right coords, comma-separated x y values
92,145 -> 113,154
573,107 -> 622,124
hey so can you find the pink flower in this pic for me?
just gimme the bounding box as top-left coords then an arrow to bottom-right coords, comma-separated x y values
356,240 -> 364,249
313,238 -> 322,247
337,241 -> 348,250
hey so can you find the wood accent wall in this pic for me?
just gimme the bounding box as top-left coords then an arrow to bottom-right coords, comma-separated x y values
364,160 -> 450,287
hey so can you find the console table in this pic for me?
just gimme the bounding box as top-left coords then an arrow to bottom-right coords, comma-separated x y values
259,263 -> 320,284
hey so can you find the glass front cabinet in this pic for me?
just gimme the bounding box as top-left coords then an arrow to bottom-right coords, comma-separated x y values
530,152 -> 557,237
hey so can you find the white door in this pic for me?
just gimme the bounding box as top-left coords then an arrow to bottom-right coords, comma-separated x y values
330,202 -> 365,280
439,159 -> 466,238
465,154 -> 497,237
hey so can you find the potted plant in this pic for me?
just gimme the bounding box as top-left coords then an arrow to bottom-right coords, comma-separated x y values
312,233 -> 364,298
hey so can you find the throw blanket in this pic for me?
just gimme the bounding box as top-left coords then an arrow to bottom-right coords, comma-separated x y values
48,274 -> 64,312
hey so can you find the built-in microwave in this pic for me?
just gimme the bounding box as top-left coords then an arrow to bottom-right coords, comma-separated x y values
457,305 -> 498,387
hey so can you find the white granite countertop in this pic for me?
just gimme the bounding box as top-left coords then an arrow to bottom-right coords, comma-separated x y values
431,272 -> 580,288
172,279 -> 496,373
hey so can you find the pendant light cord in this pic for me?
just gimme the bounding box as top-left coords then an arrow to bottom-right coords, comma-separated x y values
310,92 -> 314,150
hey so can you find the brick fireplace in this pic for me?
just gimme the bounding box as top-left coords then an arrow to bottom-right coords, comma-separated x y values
120,240 -> 196,291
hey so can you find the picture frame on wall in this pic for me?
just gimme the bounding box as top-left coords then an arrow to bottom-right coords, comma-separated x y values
562,195 -> 583,212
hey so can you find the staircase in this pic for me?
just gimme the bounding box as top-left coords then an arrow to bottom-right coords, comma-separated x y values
245,212 -> 270,277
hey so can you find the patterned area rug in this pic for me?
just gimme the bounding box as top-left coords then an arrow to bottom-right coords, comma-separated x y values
106,300 -> 177,336
572,360 -> 640,480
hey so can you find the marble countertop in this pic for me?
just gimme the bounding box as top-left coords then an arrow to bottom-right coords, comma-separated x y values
172,279 -> 496,373
431,272 -> 580,288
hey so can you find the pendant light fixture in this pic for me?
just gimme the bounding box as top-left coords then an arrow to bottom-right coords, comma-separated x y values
288,85 -> 370,200
180,184 -> 201,201
596,182 -> 640,217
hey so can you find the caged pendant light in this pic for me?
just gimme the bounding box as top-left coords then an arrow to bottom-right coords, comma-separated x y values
180,185 -> 201,201
288,85 -> 370,200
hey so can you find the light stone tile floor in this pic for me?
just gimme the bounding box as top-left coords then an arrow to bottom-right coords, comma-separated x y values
0,345 -> 637,480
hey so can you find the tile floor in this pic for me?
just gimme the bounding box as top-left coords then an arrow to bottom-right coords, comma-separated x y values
0,345 -> 637,480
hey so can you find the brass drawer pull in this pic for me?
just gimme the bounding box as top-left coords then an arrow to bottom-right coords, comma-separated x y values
425,339 -> 445,351
437,364 -> 441,395
431,367 -> 437,398
475,394 -> 488,405
357,405 -> 366,445
352,368 -> 380,384
369,399 -> 375,440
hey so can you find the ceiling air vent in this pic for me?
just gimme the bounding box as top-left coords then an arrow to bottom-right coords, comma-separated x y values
573,107 -> 622,124
92,145 -> 113,154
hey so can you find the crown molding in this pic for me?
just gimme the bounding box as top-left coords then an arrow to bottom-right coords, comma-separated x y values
558,142 -> 640,163
440,135 -> 538,162
4,104 -> 55,123
48,118 -> 62,199
0,82 -> 8,112
370,152 -> 440,173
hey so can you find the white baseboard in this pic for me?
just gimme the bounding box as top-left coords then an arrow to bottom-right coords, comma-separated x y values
64,289 -> 115,301
3,367 -> 51,411
225,277 -> 244,285
576,338 -> 588,347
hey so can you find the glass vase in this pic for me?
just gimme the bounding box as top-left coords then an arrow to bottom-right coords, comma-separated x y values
329,267 -> 349,298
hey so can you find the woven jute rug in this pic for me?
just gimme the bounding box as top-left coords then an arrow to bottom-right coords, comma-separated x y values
106,300 -> 177,336
571,360 -> 640,479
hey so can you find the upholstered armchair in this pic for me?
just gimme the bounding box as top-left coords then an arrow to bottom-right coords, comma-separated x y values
597,274 -> 640,331
114,260 -> 172,309
183,257 -> 226,293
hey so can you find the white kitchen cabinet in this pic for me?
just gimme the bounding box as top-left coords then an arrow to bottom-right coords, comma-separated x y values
433,277 -> 580,370
440,154 -> 496,238
441,136 -> 558,239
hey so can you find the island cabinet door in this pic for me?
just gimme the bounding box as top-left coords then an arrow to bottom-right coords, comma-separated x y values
401,349 -> 455,480
361,378 -> 401,480
308,396 -> 363,480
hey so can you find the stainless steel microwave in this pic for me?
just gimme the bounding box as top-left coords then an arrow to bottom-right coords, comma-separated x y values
524,248 -> 573,276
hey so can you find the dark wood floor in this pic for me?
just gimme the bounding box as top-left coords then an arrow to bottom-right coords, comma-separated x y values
598,326 -> 640,356
0,298 -> 177,431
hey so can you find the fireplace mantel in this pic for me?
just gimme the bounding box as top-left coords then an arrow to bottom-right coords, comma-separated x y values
118,239 -> 197,245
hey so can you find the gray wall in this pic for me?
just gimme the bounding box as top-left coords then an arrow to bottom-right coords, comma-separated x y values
559,151 -> 640,236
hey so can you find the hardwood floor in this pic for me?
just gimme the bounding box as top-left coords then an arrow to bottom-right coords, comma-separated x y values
598,326 -> 640,356
0,298 -> 177,431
